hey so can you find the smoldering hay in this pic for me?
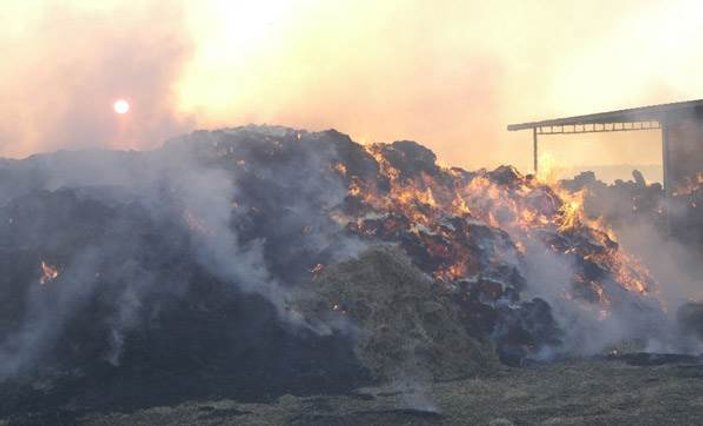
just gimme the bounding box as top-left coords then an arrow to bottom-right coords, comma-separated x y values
0,125 -> 690,410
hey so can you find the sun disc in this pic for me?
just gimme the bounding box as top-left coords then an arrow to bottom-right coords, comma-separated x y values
113,99 -> 130,114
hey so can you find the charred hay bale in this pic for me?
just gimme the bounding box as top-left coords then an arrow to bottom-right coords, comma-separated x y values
371,141 -> 442,182
486,165 -> 523,186
493,298 -> 562,366
318,129 -> 384,182
306,246 -> 498,382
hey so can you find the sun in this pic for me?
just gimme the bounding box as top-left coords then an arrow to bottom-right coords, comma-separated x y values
113,99 -> 130,115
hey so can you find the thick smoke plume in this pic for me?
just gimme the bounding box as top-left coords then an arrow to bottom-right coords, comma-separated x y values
560,171 -> 703,353
0,126 -> 370,379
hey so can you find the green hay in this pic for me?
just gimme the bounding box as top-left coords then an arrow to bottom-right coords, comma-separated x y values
303,245 -> 498,382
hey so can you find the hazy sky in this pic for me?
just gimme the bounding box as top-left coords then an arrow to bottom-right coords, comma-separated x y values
2,0 -> 703,174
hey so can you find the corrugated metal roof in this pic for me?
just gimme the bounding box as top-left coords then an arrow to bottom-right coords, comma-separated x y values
507,98 -> 703,131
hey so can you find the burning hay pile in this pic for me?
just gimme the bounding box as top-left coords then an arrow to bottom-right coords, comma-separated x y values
326,135 -> 662,358
560,169 -> 703,251
0,125 -> 678,412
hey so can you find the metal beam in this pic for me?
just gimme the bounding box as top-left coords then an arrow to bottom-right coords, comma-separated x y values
534,121 -> 661,136
507,98 -> 703,131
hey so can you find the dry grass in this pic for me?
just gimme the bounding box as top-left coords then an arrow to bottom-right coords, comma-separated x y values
63,360 -> 703,425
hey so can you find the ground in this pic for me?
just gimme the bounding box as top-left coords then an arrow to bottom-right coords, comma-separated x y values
7,359 -> 703,425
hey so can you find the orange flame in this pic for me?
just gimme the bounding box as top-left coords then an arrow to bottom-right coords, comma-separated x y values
338,147 -> 653,296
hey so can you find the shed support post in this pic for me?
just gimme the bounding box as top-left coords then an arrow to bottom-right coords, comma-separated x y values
662,123 -> 671,197
533,127 -> 538,174
661,122 -> 672,234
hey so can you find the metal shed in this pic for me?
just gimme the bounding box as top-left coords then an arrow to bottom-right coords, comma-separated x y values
507,99 -> 703,196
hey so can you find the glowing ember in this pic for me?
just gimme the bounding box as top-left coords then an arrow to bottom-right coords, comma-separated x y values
332,162 -> 347,176
310,263 -> 325,277
39,260 -> 59,285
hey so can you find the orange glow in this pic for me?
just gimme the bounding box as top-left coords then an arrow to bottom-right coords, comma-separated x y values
3,0 -> 702,175
342,149 -> 652,294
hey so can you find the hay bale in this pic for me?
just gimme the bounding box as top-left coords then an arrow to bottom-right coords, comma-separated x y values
305,245 -> 498,382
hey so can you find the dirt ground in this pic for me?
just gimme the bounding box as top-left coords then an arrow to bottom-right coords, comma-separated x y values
7,358 -> 703,426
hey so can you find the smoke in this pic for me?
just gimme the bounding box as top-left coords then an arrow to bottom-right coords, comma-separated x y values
0,1 -> 193,156
521,240 -> 666,356
4,0 -> 702,173
0,249 -> 102,376
394,379 -> 440,414
0,126 -> 369,377
545,172 -> 703,356
179,0 -> 703,172
617,218 -> 703,307
612,207 -> 703,356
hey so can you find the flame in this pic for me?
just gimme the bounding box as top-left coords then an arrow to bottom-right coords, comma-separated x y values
338,148 -> 653,298
556,190 -> 585,232
436,262 -> 468,282
310,263 -> 325,277
40,260 -> 59,285
536,152 -> 560,184
353,145 -> 478,227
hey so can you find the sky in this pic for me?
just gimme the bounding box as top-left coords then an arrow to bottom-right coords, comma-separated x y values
2,0 -> 703,177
